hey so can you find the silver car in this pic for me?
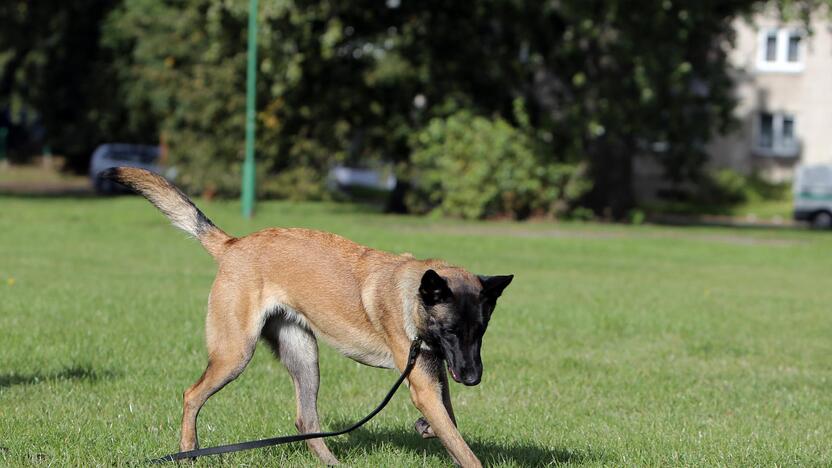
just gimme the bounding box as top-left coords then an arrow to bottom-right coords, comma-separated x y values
793,164 -> 832,229
89,144 -> 161,194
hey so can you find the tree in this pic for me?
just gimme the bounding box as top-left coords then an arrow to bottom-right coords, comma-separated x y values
6,0 -> 827,217
0,0 -> 156,170
107,0 -> 766,217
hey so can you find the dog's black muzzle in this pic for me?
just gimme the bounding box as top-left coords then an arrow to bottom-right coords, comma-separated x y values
445,351 -> 482,386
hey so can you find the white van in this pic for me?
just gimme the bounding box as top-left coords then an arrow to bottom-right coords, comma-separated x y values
794,164 -> 832,228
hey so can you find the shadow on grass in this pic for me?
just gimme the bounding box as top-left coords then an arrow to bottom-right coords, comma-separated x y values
0,365 -> 119,389
326,420 -> 604,466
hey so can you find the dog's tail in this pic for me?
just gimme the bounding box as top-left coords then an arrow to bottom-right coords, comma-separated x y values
100,167 -> 233,259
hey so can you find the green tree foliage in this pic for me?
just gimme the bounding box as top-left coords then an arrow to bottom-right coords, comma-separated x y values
4,0 -> 830,217
103,0 -> 770,216
408,106 -> 589,219
104,0 -> 250,193
0,0 -> 156,170
499,0 -> 755,218
103,1 -> 425,196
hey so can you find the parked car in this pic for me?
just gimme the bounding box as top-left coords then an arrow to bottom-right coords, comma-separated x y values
327,165 -> 396,201
89,144 -> 161,194
329,165 -> 396,190
793,164 -> 832,229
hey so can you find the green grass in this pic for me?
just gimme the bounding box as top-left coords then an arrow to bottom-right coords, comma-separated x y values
645,197 -> 794,222
728,198 -> 793,220
2,196 -> 832,466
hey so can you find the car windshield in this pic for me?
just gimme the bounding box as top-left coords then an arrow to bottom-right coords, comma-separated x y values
109,149 -> 156,164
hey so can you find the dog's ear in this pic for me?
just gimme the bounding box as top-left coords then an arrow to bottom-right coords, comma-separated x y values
478,274 -> 514,300
419,269 -> 452,306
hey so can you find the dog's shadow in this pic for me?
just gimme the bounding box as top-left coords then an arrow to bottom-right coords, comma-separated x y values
326,419 -> 602,466
0,365 -> 118,389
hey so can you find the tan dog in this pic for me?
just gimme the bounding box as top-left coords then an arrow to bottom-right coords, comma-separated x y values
101,168 -> 513,467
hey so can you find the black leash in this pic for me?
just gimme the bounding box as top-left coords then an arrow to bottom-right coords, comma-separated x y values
149,338 -> 422,463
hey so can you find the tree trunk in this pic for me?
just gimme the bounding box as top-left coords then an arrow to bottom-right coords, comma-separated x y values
584,135 -> 635,220
385,179 -> 410,214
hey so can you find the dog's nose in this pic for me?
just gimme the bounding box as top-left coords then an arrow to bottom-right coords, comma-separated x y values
461,373 -> 481,386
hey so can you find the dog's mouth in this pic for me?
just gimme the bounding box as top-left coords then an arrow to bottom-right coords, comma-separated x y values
447,362 -> 462,383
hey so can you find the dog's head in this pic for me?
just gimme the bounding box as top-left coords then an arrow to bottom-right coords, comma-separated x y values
418,269 -> 513,386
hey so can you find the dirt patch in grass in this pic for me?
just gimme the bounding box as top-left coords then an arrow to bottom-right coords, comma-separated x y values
0,164 -> 92,196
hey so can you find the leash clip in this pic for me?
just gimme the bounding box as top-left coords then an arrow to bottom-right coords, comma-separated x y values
407,338 -> 422,367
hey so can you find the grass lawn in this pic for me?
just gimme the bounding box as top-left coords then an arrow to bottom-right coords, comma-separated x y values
644,197 -> 795,223
2,195 -> 832,466
728,198 -> 793,221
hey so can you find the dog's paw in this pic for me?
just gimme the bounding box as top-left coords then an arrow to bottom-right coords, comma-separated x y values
414,417 -> 436,439
320,454 -> 340,465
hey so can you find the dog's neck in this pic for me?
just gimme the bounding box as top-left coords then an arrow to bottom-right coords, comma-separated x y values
402,298 -> 436,353
397,268 -> 426,343
396,260 -> 452,349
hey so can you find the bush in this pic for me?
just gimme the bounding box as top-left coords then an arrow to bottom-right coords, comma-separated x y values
406,110 -> 589,219
702,169 -> 749,204
259,166 -> 329,201
697,169 -> 790,205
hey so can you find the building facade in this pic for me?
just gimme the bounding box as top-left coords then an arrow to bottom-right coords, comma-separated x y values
708,11 -> 832,181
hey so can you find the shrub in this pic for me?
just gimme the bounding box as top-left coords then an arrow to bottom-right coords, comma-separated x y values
259,166 -> 329,201
697,168 -> 790,205
406,110 -> 589,219
702,168 -> 749,204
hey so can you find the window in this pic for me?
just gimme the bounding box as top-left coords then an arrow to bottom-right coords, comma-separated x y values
765,32 -> 777,61
759,113 -> 774,149
757,28 -> 804,72
781,116 -> 795,146
787,32 -> 801,62
755,112 -> 799,157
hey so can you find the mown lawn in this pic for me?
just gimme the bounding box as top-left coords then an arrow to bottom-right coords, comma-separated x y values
1,195 -> 832,466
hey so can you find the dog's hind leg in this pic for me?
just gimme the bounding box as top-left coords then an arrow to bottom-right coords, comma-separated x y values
263,314 -> 340,465
179,292 -> 260,453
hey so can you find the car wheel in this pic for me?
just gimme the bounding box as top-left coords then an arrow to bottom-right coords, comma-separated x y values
811,211 -> 832,229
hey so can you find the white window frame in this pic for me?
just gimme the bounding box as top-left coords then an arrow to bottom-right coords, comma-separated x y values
756,28 -> 805,73
753,111 -> 800,158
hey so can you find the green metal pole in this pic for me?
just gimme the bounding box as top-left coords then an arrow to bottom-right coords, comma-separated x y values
241,0 -> 258,218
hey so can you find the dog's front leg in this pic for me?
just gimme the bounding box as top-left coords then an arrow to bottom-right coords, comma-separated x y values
397,349 -> 480,468
415,352 -> 455,439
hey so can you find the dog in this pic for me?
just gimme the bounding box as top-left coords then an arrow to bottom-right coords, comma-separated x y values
101,167 -> 513,467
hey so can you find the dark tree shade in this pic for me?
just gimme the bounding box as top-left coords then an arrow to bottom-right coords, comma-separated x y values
1,0 -> 158,170
4,0 -> 826,216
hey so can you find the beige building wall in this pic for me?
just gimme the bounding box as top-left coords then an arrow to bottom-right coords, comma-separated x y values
708,12 -> 832,181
